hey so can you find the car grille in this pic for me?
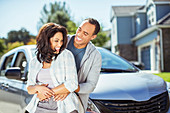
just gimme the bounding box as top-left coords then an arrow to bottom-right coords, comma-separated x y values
93,91 -> 169,113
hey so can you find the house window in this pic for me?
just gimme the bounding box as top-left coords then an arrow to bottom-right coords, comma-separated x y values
152,18 -> 154,22
149,20 -> 151,25
147,3 -> 156,27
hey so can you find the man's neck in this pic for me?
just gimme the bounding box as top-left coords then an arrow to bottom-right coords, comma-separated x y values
73,42 -> 87,49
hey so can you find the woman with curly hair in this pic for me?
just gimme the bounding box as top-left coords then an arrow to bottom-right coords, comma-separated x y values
26,23 -> 83,113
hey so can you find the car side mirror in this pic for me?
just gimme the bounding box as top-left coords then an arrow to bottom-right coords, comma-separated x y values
130,61 -> 145,70
5,67 -> 21,79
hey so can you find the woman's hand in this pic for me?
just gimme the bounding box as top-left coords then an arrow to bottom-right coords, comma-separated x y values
53,93 -> 70,101
37,92 -> 49,101
35,84 -> 54,101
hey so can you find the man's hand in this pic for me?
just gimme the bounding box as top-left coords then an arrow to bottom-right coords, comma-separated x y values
53,93 -> 70,101
75,85 -> 80,93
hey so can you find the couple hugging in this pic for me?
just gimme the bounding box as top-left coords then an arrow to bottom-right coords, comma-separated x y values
26,18 -> 102,113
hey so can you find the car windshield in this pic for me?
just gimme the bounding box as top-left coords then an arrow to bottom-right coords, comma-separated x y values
30,47 -> 137,72
97,48 -> 138,72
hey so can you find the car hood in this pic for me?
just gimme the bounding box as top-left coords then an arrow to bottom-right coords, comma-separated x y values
90,72 -> 167,101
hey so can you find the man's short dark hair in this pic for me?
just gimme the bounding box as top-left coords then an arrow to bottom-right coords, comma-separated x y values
85,18 -> 100,35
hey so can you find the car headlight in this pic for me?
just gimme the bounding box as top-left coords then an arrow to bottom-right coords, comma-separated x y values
87,99 -> 114,113
86,99 -> 100,113
166,82 -> 170,93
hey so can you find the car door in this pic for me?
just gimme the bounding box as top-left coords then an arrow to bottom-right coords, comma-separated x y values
0,50 -> 29,113
13,51 -> 32,111
0,52 -> 23,113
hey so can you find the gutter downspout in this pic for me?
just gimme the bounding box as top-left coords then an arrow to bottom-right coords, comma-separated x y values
158,28 -> 164,72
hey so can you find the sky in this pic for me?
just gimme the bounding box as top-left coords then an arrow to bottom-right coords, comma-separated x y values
0,0 -> 147,38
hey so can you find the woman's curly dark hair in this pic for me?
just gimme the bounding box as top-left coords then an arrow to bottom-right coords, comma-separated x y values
36,23 -> 67,63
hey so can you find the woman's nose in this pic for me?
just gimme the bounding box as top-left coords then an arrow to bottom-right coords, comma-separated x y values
57,42 -> 62,47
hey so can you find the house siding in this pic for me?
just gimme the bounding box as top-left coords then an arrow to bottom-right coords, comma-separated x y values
117,17 -> 135,44
135,31 -> 158,46
136,13 -> 147,34
156,4 -> 170,21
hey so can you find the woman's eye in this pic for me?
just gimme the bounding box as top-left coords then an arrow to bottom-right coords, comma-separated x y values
84,33 -> 88,36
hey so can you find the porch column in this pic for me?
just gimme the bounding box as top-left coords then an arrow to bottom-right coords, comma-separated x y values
150,41 -> 156,71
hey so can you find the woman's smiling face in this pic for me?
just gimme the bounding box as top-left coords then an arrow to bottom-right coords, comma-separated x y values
50,32 -> 63,54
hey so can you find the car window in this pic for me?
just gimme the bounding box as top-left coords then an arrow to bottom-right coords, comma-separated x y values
98,48 -> 137,72
14,52 -> 27,74
0,54 -> 14,76
3,54 -> 14,70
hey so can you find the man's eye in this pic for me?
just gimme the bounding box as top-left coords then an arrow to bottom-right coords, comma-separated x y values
84,33 -> 88,36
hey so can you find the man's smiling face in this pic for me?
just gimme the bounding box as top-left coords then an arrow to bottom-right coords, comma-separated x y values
74,21 -> 97,49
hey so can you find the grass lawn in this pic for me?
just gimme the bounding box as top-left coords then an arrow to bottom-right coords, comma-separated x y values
153,72 -> 170,82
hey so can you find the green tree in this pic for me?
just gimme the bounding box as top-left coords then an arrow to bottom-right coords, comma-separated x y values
38,2 -> 69,28
92,30 -> 110,47
37,1 -> 77,34
7,28 -> 31,45
66,21 -> 77,34
27,38 -> 36,45
6,41 -> 24,52
0,38 -> 6,57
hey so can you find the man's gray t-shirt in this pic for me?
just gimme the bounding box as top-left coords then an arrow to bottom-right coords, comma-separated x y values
67,36 -> 86,72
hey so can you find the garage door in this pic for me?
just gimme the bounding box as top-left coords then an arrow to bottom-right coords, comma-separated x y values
141,46 -> 151,70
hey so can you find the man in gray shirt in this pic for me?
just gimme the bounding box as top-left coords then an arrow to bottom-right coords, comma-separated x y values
66,18 -> 102,112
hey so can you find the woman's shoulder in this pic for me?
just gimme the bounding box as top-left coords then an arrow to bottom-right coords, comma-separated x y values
58,49 -> 74,61
31,56 -> 37,61
61,49 -> 73,56
30,56 -> 39,64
